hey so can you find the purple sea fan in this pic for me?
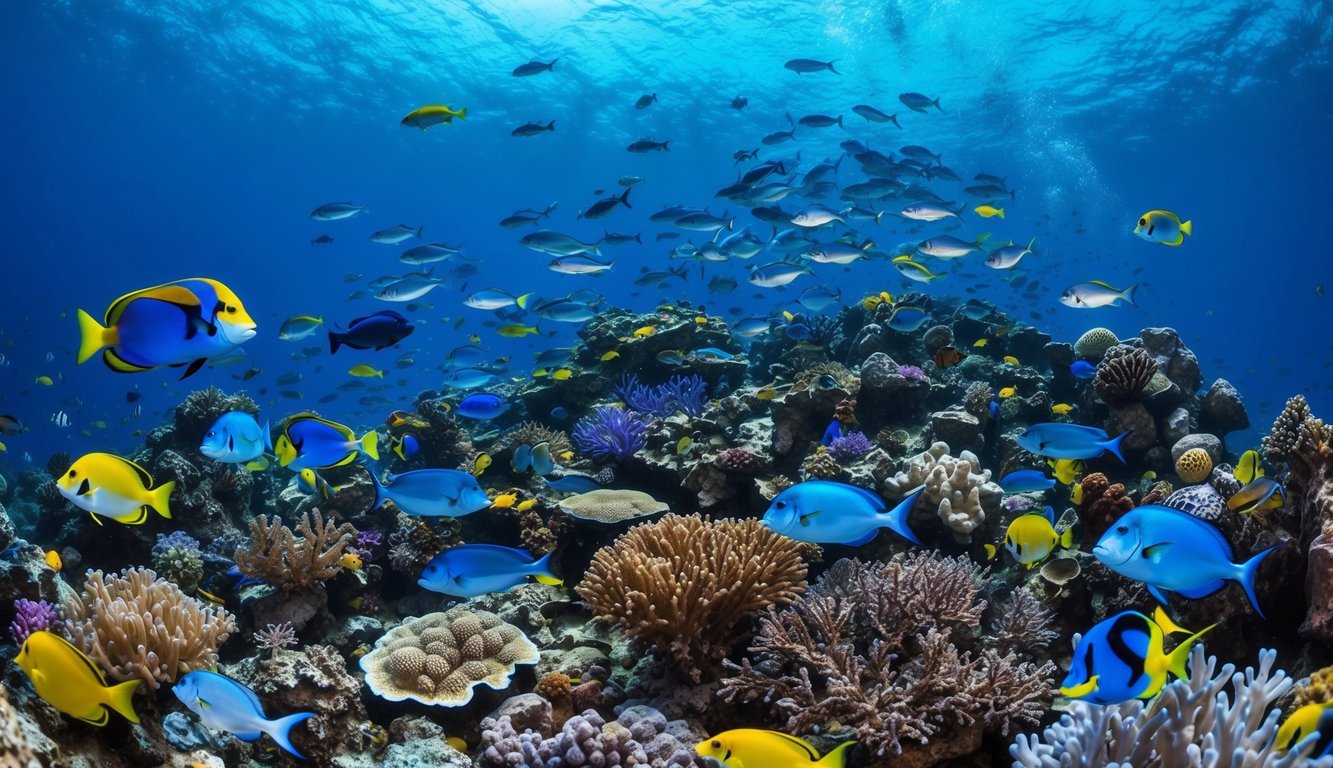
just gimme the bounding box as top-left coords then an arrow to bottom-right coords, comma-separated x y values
572,406 -> 652,462
663,374 -> 709,417
898,364 -> 928,382
252,622 -> 299,652
9,598 -> 60,645
827,431 -> 874,462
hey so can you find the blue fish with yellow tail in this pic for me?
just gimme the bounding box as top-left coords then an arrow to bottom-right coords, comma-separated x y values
173,670 -> 314,759
370,468 -> 490,517
1092,504 -> 1278,616
1060,607 -> 1213,705
76,278 -> 257,379
761,481 -> 923,546
1015,422 -> 1128,462
418,544 -> 562,598
274,412 -> 378,470
15,630 -> 141,726
200,411 -> 270,464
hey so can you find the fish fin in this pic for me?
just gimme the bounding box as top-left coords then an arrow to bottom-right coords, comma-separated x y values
123,506 -> 150,525
179,358 -> 207,380
369,472 -> 389,511
1146,584 -> 1171,605
883,486 -> 924,545
1179,220 -> 1192,236
150,480 -> 175,520
234,730 -> 265,743
76,309 -> 115,364
102,349 -> 153,374
847,529 -> 879,547
1143,542 -> 1173,563
328,331 -> 343,355
1164,622 -> 1215,682
104,679 -> 142,724
1151,606 -> 1190,637
266,712 -> 315,759
89,510 -> 104,526
1059,526 -> 1074,548
1120,284 -> 1139,307
262,421 -> 273,452
817,741 -> 855,768
984,543 -> 998,560
515,293 -> 533,310
1164,234 -> 1185,246
78,706 -> 111,727
1239,545 -> 1281,618
1102,431 -> 1129,463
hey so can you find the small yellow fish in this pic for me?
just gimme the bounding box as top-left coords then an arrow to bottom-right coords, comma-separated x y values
0,442 -> 6,453
1234,449 -> 1264,485
92,420 -> 107,429
1141,470 -> 1158,483
349,643 -> 372,659
975,204 -> 1005,219
558,450 -> 574,461
1071,482 -> 1084,506
972,338 -> 989,348
472,453 -> 492,476
676,436 -> 693,455
998,386 -> 1017,399
532,368 -> 549,378
694,316 -> 708,325
516,498 -> 538,512
782,310 -> 795,322
1048,459 -> 1084,485
861,290 -> 895,310
632,325 -> 657,338
1050,403 -> 1074,415
348,364 -> 384,378
196,588 -> 226,605
552,368 -> 573,381
35,376 -> 54,386
491,492 -> 519,509
340,552 -> 363,570
15,631 -> 141,726
468,334 -> 482,343
44,550 -> 62,571
1003,355 -> 1020,365
599,350 -> 620,361
498,324 -> 541,338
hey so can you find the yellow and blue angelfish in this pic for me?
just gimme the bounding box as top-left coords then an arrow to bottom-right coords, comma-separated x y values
985,506 -> 1076,568
274,413 -> 378,471
77,278 -> 257,379
1060,607 -> 1213,705
55,452 -> 174,525
1275,701 -> 1333,760
695,728 -> 853,768
15,630 -> 141,726
1133,209 -> 1192,246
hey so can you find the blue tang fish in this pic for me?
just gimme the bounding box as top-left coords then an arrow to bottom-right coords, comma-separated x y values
820,420 -> 843,446
328,310 -> 414,354
274,413 -> 378,470
692,347 -> 735,360
77,278 -> 257,379
1059,607 -> 1213,705
762,481 -> 924,546
549,406 -> 569,420
370,469 -> 490,517
511,444 -> 533,473
200,412 -> 270,464
418,544 -> 563,598
999,469 -> 1056,494
1070,360 -> 1097,379
1015,423 -> 1127,462
1092,504 -> 1278,616
456,392 -> 510,420
544,475 -> 602,494
391,433 -> 420,461
173,670 -> 314,759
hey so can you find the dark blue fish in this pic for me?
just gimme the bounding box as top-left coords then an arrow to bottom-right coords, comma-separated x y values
549,406 -> 568,420
988,400 -> 999,419
1070,360 -> 1097,379
999,470 -> 1056,493
328,310 -> 415,354
456,393 -> 510,420
544,475 -> 602,494
785,323 -> 813,341
820,420 -> 843,446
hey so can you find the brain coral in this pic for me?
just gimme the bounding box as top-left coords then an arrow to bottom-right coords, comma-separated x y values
360,607 -> 539,707
1175,447 -> 1213,484
1074,327 -> 1119,359
557,489 -> 668,523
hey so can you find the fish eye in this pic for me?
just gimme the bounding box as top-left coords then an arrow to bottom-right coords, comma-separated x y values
775,501 -> 786,508
1116,525 -> 1128,534
225,305 -> 237,314
1138,218 -> 1146,226
68,470 -> 76,478
711,741 -> 721,749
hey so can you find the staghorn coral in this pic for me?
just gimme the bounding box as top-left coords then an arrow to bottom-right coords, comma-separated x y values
62,567 -> 236,690
233,510 -> 357,591
576,514 -> 807,682
1093,347 -> 1158,405
493,421 -> 573,458
1074,327 -> 1119,359
1175,446 -> 1213,484
882,441 -> 1003,541
359,607 -> 540,706
990,587 -> 1058,656
721,554 -> 1053,763
1011,646 -> 1333,768
253,622 -> 299,653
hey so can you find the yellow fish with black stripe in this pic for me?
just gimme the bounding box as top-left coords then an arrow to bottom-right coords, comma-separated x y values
695,729 -> 852,768
55,452 -> 174,525
986,506 -> 1076,568
1275,702 -> 1333,759
16,630 -> 141,726
1233,449 -> 1264,485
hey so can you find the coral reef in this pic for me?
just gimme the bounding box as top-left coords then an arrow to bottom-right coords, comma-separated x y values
360,607 -> 541,706
1175,446 -> 1214,484
479,706 -> 697,768
577,514 -> 808,682
1093,347 -> 1157,405
388,514 -> 459,576
61,566 -> 237,690
1076,472 -> 1136,543
493,421 -> 574,458
1074,327 -> 1119,359
827,431 -> 874,461
572,406 -> 653,462
882,441 -> 1003,541
233,509 -> 357,590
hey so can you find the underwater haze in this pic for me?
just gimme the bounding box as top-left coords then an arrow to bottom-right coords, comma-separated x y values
2,0 -> 1333,767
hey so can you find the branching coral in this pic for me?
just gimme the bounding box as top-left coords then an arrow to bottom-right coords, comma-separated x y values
882,441 -> 1003,541
1093,347 -> 1158,405
388,514 -> 459,576
572,406 -> 652,462
990,587 -> 1058,656
233,510 -> 357,591
62,567 -> 237,690
720,554 -> 1054,762
1011,646 -> 1333,767
576,514 -> 808,682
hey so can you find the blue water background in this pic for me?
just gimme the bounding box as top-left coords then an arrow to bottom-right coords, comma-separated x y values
1,0 -> 1330,466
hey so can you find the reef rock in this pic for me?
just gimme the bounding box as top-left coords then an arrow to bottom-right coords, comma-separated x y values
1199,378 -> 1250,436
1306,525 -> 1333,649
1161,407 -> 1193,448
1105,402 -> 1156,454
1138,327 -> 1201,400
1164,483 -> 1227,525
929,410 -> 983,454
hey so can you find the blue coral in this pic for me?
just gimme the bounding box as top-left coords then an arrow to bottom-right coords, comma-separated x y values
614,373 -> 709,417
572,406 -> 652,462
827,431 -> 874,462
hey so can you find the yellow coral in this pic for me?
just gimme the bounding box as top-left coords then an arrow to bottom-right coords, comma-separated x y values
1294,665 -> 1333,708
1175,448 -> 1213,484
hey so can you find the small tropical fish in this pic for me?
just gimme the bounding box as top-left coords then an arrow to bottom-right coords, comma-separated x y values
498,324 -> 542,338
1234,450 -> 1264,485
51,411 -> 70,427
998,386 -> 1017,399
309,201 -> 368,221
820,420 -> 843,446
512,120 -> 557,137
932,346 -> 966,368
632,325 -> 657,338
35,375 -> 54,386
762,482 -> 924,546
173,670 -> 315,759
400,104 -> 467,130
676,436 -> 693,455
464,289 -> 533,311
892,256 -> 943,283
1092,504 -> 1277,616
328,310 -> 414,354
274,413 -> 378,470
530,442 -> 555,476
755,383 -> 793,400
44,550 -> 62,571
918,233 -> 989,258
516,498 -> 538,512
600,350 -> 620,361
200,412 -> 271,464
974,205 -> 1005,219
1070,360 -> 1097,379
370,469 -> 490,517
1048,459 -> 1084,486
552,368 -> 574,380
749,261 -> 813,288
0,415 -> 25,435
900,202 -> 960,222
985,238 -> 1035,270
1275,702 -> 1333,759
511,59 -> 557,76
348,364 -> 385,378
471,453 -> 492,476
1016,423 -> 1127,462
296,468 -> 334,499
56,452 -> 175,525
491,492 -> 519,509
1003,355 -> 1020,365
391,433 -> 420,461
1071,483 -> 1084,506
986,507 -> 1073,567
340,552 -> 363,570
696,729 -> 852,768
898,91 -> 942,112
1059,608 -> 1211,704
418,544 -> 562,598
1227,477 -> 1286,515
999,470 -> 1055,494
785,58 -> 839,74
886,305 -> 929,333
1059,281 -> 1137,309
1133,209 -> 1192,246
456,393 -> 510,420
544,475 -> 602,494
16,631 -> 141,726
851,104 -> 899,126
972,338 -> 989,348
1051,403 -> 1074,415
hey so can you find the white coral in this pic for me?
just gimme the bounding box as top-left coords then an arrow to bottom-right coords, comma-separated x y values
882,441 -> 1002,542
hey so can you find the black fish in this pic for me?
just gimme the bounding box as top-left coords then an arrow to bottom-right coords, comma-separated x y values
311,234 -> 334,245
329,310 -> 415,354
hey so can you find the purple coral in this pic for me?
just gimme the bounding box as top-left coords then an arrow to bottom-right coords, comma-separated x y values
9,598 -> 60,645
1002,494 -> 1039,514
663,374 -> 709,417
827,432 -> 874,462
572,406 -> 652,462
351,529 -> 383,560
252,622 -> 298,652
898,364 -> 928,382
614,373 -> 709,417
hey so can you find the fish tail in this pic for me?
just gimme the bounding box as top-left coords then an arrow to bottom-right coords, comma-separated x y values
884,486 -> 925,545
358,431 -> 380,461
826,60 -> 840,75
1121,283 -> 1139,307
1239,545 -> 1281,618
1164,622 -> 1216,681
104,679 -> 142,724
817,741 -> 854,768
1103,431 -> 1129,464
328,330 -> 343,355
515,292 -> 533,310
546,120 -> 556,131
620,187 -> 632,208
998,208 -> 1006,219
456,107 -> 467,121
933,97 -> 942,111
1180,219 -> 1192,237
265,712 -> 315,760
150,480 -> 175,520
369,471 -> 388,511
263,421 -> 273,452
76,309 -> 115,365
531,551 -> 562,586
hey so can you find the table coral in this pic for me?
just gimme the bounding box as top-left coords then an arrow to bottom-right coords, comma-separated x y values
882,441 -> 1002,541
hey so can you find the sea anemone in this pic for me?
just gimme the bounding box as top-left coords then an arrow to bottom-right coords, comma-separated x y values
898,364 -> 928,382
9,599 -> 60,645
827,432 -> 874,462
572,406 -> 653,462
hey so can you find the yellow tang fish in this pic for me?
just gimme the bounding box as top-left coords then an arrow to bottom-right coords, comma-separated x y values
1050,403 -> 1074,416
472,453 -> 492,476
695,729 -> 853,768
516,498 -> 538,512
600,350 -> 620,361
491,492 -> 519,509
552,368 -> 573,381
972,338 -> 989,348
55,452 -> 174,525
498,324 -> 541,338
1275,702 -> 1333,756
975,205 -> 1005,219
632,325 -> 657,338
15,631 -> 141,726
998,386 -> 1017,399
340,552 -> 363,570
35,376 -> 54,386
1234,449 -> 1264,485
1071,482 -> 1084,506
558,450 -> 574,461
1003,355 -> 1020,365
694,316 -> 708,325
44,550 -> 62,571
